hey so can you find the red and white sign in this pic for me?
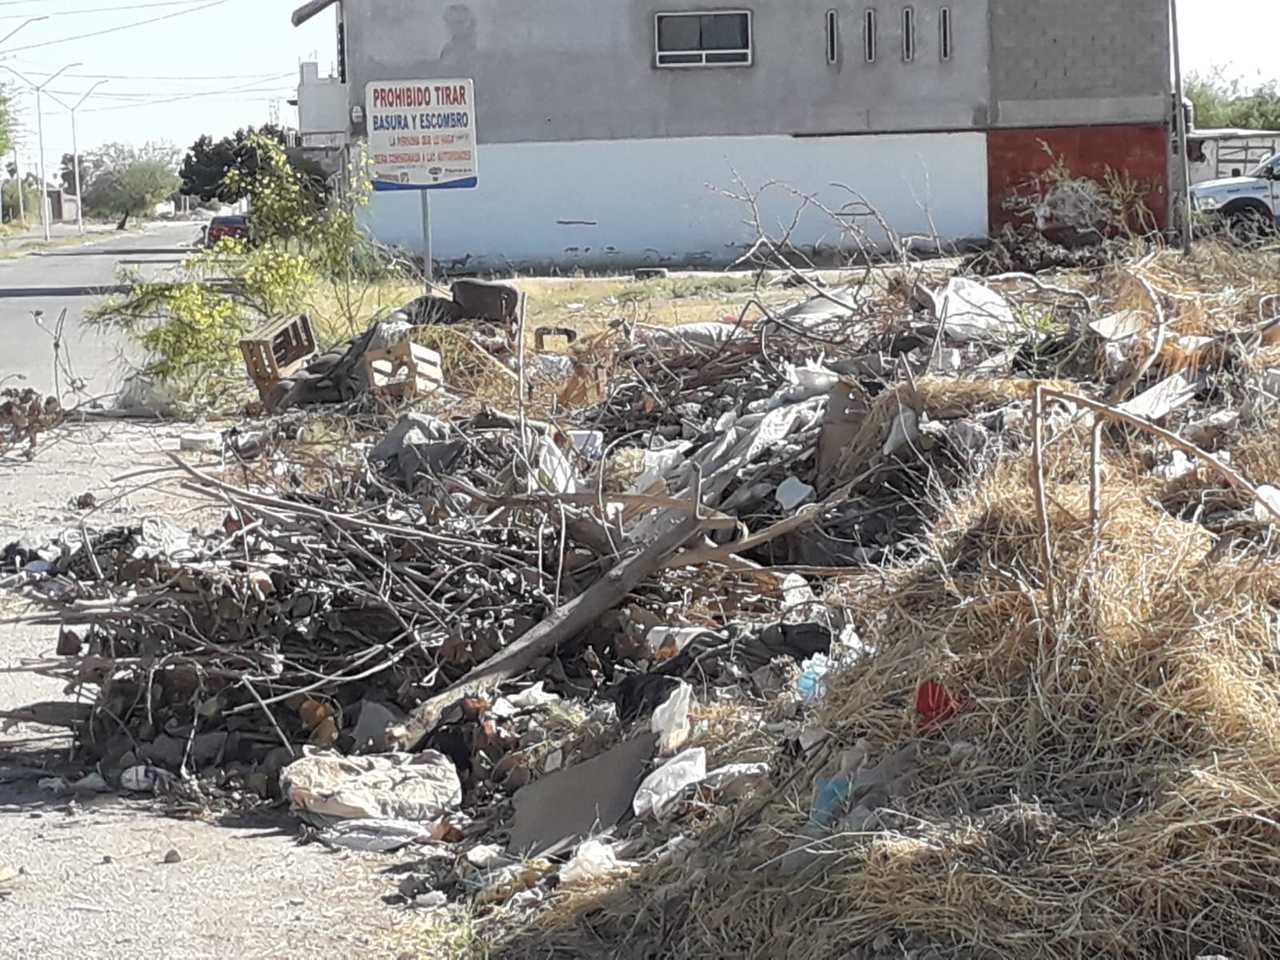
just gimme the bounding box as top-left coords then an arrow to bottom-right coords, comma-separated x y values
365,78 -> 477,191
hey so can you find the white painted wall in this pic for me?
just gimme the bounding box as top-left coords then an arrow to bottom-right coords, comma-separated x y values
359,132 -> 989,272
298,62 -> 348,138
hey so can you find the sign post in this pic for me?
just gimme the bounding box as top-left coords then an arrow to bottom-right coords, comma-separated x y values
365,77 -> 478,286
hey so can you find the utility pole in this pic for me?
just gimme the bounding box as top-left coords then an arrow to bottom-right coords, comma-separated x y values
0,18 -> 47,230
1170,0 -> 1193,255
1,62 -> 82,242
67,80 -> 108,235
11,146 -> 23,226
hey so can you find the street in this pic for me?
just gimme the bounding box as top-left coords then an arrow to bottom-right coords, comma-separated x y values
0,221 -> 408,959
0,221 -> 197,397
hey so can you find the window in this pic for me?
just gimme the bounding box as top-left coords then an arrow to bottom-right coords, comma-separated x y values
336,16 -> 347,84
902,7 -> 915,62
655,11 -> 752,67
939,6 -> 952,61
826,10 -> 839,65
863,9 -> 877,63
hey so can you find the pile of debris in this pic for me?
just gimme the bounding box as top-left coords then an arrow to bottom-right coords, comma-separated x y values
1,387 -> 63,458
7,245 -> 1280,959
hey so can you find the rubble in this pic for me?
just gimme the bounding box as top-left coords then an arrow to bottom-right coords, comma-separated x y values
6,246 -> 1280,959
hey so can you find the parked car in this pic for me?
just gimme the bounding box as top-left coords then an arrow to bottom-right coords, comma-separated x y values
1190,153 -> 1280,240
203,215 -> 251,247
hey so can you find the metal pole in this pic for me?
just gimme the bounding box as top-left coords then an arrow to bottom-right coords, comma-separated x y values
71,110 -> 82,235
421,188 -> 432,287
68,81 -> 106,236
1170,0 -> 1192,255
35,86 -> 48,242
12,147 -> 23,226
0,16 -> 47,48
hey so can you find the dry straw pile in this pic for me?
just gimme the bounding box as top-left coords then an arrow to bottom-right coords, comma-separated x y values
497,427 -> 1280,959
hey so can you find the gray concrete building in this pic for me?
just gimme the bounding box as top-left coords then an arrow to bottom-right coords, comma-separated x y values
293,0 -> 1174,270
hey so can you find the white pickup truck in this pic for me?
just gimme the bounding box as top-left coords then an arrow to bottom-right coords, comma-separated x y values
1190,152 -> 1280,236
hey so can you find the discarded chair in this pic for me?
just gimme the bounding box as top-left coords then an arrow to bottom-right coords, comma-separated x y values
239,315 -> 318,404
363,338 -> 444,402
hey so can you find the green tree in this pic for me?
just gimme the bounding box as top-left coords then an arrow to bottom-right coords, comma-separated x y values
1187,69 -> 1280,131
225,132 -> 327,245
0,88 -> 14,161
180,124 -> 327,206
83,159 -> 180,220
1,179 -> 41,224
59,152 -> 93,196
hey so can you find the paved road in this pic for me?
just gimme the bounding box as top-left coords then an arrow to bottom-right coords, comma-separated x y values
0,221 -> 199,397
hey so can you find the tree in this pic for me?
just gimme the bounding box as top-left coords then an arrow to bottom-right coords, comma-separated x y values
1187,69 -> 1280,132
75,142 -> 181,225
0,90 -> 14,161
60,153 -> 93,196
180,124 -> 327,205
83,159 -> 179,221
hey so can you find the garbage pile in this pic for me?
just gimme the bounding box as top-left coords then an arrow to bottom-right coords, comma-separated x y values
1,387 -> 63,458
7,247 -> 1280,959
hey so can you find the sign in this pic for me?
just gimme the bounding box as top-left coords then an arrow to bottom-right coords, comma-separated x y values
365,78 -> 477,191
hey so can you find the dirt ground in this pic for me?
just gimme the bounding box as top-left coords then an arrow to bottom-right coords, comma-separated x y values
0,422 -> 422,959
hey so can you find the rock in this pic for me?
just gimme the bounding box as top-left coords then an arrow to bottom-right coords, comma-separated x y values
466,843 -> 507,870
163,849 -> 182,864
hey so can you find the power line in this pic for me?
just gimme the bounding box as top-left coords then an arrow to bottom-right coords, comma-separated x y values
0,1 -> 211,20
81,76 -> 295,112
69,85 -> 292,104
39,70 -> 292,98
12,66 -> 292,81
0,0 -> 231,53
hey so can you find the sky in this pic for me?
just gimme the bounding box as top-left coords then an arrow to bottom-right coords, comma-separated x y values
0,0 -> 1269,183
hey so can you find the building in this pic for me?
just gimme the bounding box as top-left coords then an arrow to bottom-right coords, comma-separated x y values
293,61 -> 349,177
292,0 -> 1175,272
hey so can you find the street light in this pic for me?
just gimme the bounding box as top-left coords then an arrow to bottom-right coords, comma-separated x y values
48,80 -> 108,235
0,15 -> 48,49
0,61 -> 81,241
0,17 -> 47,228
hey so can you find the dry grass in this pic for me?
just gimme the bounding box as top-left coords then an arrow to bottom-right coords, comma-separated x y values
484,437 -> 1280,959
516,273 -> 784,343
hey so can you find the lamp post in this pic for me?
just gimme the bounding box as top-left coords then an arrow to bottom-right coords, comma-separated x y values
0,15 -> 47,48
0,17 -> 47,228
11,145 -> 23,226
65,81 -> 108,235
1,62 -> 82,241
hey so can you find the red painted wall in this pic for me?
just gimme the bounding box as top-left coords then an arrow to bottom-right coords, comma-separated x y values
987,125 -> 1170,234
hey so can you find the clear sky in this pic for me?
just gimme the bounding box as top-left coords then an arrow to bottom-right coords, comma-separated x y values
0,0 -> 1270,183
